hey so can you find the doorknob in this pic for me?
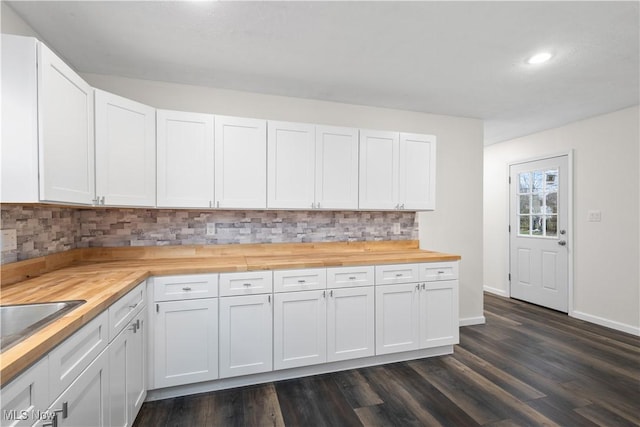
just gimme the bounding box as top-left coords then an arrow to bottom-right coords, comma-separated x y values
558,241 -> 567,246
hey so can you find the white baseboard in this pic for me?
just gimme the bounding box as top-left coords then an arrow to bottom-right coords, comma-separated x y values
571,310 -> 640,336
483,286 -> 509,297
459,316 -> 486,326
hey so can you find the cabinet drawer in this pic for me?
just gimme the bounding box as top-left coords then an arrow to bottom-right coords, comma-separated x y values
420,262 -> 459,282
375,263 -> 420,285
48,310 -> 108,401
219,271 -> 273,296
273,268 -> 326,293
327,266 -> 374,289
108,280 -> 146,341
153,274 -> 218,301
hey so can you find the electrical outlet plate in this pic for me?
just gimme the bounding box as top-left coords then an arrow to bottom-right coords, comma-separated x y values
206,223 -> 216,236
393,223 -> 401,235
587,210 -> 602,222
1,229 -> 17,251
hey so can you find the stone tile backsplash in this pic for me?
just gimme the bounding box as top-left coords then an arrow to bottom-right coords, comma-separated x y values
1,204 -> 418,264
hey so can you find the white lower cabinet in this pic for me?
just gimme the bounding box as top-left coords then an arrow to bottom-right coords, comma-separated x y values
109,308 -> 146,427
375,283 -> 420,355
274,290 -> 327,370
419,280 -> 459,348
47,348 -> 110,427
0,357 -> 49,427
219,294 -> 272,378
327,286 -> 375,362
153,298 -> 219,388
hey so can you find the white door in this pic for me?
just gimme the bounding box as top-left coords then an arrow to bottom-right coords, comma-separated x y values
38,42 -> 95,204
267,121 -> 316,209
327,286 -> 375,362
315,126 -> 359,209
95,90 -> 156,207
510,155 -> 569,312
274,290 -> 327,370
219,294 -> 273,378
153,298 -> 218,388
49,350 -> 109,427
375,283 -> 420,355
215,116 -> 267,209
157,110 -> 214,208
399,133 -> 436,210
418,281 -> 459,348
359,130 -> 399,209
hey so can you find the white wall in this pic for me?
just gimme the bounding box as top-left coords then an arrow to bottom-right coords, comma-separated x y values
484,106 -> 640,335
83,73 -> 485,325
1,2 -> 40,38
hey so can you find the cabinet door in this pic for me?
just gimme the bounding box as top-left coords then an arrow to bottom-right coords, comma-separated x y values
375,283 -> 420,355
0,357 -> 49,427
327,286 -> 375,362
359,130 -> 399,209
1,35 -> 39,203
267,121 -> 315,209
109,308 -> 147,427
38,42 -> 95,204
95,90 -> 156,207
153,298 -> 218,388
215,115 -> 267,208
419,280 -> 459,348
315,126 -> 359,209
219,294 -> 273,378
399,133 -> 436,210
156,110 -> 214,208
128,310 -> 146,424
49,349 -> 109,427
274,290 -> 326,370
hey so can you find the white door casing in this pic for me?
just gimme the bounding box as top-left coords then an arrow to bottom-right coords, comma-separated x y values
510,155 -> 569,312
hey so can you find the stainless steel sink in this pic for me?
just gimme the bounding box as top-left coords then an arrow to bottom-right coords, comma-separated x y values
0,300 -> 85,352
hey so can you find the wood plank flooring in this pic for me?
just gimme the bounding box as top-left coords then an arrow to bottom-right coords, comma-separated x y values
134,294 -> 640,426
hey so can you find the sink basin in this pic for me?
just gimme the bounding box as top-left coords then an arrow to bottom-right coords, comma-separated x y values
0,300 -> 85,352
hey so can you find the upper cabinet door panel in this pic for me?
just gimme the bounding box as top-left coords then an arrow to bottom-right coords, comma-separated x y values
215,115 -> 267,209
359,130 -> 399,210
315,126 -> 359,210
95,90 -> 156,207
38,42 -> 95,204
1,35 -> 39,203
157,110 -> 214,208
267,121 -> 315,209
400,133 -> 436,210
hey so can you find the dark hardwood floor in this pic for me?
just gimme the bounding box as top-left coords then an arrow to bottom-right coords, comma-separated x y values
134,293 -> 640,427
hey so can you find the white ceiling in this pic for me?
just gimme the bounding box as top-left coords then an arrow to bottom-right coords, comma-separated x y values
6,1 -> 639,144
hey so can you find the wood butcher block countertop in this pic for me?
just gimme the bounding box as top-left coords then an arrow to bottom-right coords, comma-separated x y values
0,240 -> 460,386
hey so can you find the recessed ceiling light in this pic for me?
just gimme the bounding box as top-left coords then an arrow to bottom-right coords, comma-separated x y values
526,52 -> 553,65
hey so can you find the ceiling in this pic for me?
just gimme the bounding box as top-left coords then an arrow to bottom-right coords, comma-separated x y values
6,1 -> 639,144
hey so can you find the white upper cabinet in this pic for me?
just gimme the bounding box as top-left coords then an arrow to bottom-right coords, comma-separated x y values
315,126 -> 359,209
267,121 -> 316,209
95,90 -> 156,207
359,130 -> 436,210
359,130 -> 399,209
399,133 -> 436,210
38,42 -> 95,205
215,116 -> 267,209
156,110 -> 214,208
1,35 -> 39,203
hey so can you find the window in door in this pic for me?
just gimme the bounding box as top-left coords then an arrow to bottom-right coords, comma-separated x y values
518,169 -> 558,237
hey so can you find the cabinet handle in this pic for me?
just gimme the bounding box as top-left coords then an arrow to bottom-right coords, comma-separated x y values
422,283 -> 426,290
316,202 -> 320,209
243,283 -> 252,287
395,273 -> 403,277
129,323 -> 138,333
156,303 -> 159,313
297,279 -> 306,283
311,202 -> 315,209
348,276 -> 357,280
322,290 -> 326,298
50,402 -> 68,425
416,284 -> 420,290
92,197 -> 99,206
330,290 -> 333,297
101,196 -> 106,205
268,295 -> 271,303
437,271 -> 445,274
209,201 -> 213,208
216,201 -> 220,208
182,287 -> 192,291
400,203 -> 405,209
